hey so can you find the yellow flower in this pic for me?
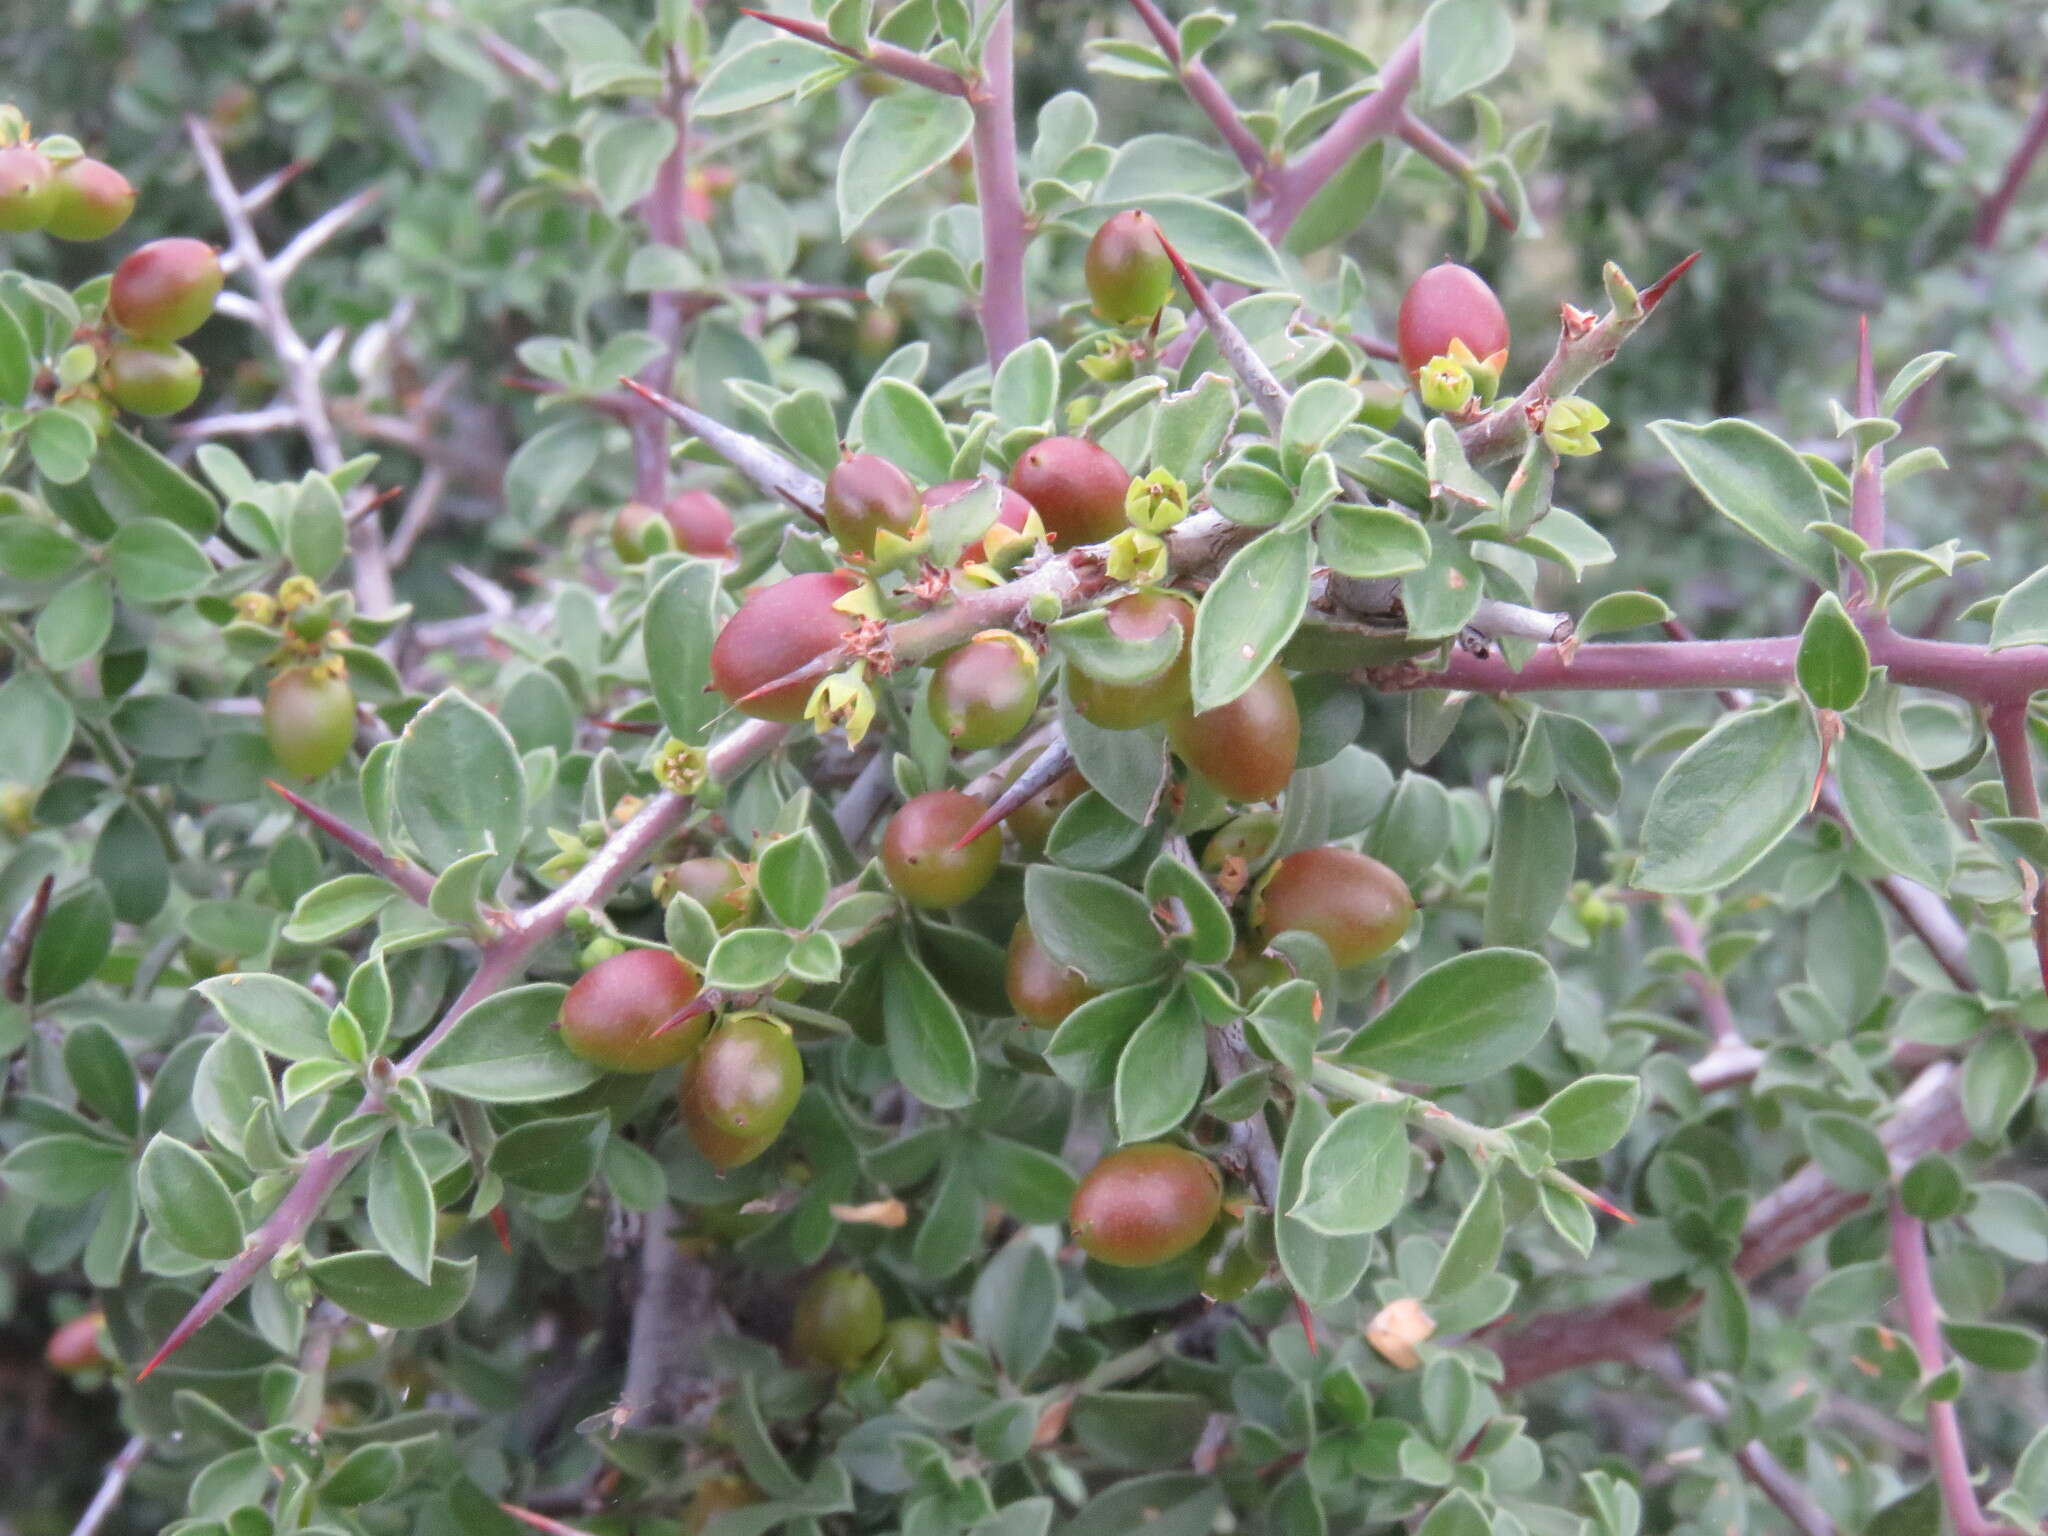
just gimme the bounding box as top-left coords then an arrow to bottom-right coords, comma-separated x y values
1124,468 -> 1188,533
1105,527 -> 1169,585
1417,354 -> 1475,415
806,667 -> 877,745
1542,396 -> 1610,457
654,738 -> 709,796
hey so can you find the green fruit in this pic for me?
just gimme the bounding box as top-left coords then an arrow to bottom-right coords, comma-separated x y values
263,665 -> 355,779
1225,941 -> 1291,999
1254,845 -> 1414,968
102,341 -> 202,417
825,453 -> 922,560
108,237 -> 224,342
710,570 -> 862,722
1168,664 -> 1298,802
44,157 -> 135,241
664,855 -> 754,931
558,948 -> 706,1073
1085,209 -> 1173,324
869,1316 -> 943,1396
882,790 -> 1000,909
928,632 -> 1040,750
679,1012 -> 803,1170
1199,1219 -> 1266,1302
1070,1143 -> 1223,1268
1065,588 -> 1195,729
792,1266 -> 885,1370
1005,759 -> 1086,857
1396,261 -> 1510,377
1007,436 -> 1130,547
0,146 -> 55,232
1005,917 -> 1098,1029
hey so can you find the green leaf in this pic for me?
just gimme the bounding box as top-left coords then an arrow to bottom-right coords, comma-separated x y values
537,6 -> 662,95
367,1130 -> 439,1284
0,1134 -> 132,1205
1062,706 -> 1171,826
1646,419 -> 1834,586
1420,0 -> 1514,106
1961,1026 -> 2032,1141
1802,1110 -> 1889,1192
1290,1100 -> 1409,1236
1482,788 -> 1575,950
1991,565 -> 2048,651
307,1251 -> 477,1327
1188,525 -> 1312,711
1049,604 -> 1185,687
93,801 -> 168,924
1334,948 -> 1557,1085
1835,721 -> 1954,892
1635,698 -> 1818,895
491,1110 -> 609,1196
196,973 -> 338,1061
706,927 -> 793,990
1045,984 -> 1158,1093
323,1443 -> 404,1508
138,1134 -> 246,1262
1275,1094 -> 1377,1305
27,409 -> 96,485
1113,987 -> 1206,1142
1144,855 -> 1233,964
28,881 -> 112,1000
1796,593 -> 1869,710
882,936 -> 978,1109
0,671 -> 74,789
1399,526 -> 1483,641
643,559 -> 724,746
415,984 -> 601,1103
587,116 -> 678,214
92,426 -> 219,536
1088,194 -> 1285,288
1428,1177 -> 1504,1299
107,520 -> 214,604
968,1134 -> 1078,1223
65,1021 -> 139,1136
1537,1076 -> 1642,1160
1577,590 -> 1672,641
0,299 -> 30,406
1024,865 -> 1169,986
35,570 -> 113,670
1149,372 -> 1236,485
0,515 -> 86,583
968,1233 -> 1058,1381
395,689 -> 524,885
838,92 -> 975,235
1943,1321 -> 2042,1373
695,35 -> 836,118
856,377 -> 956,485
1319,503 -> 1430,579
992,338 -> 1057,432
288,472 -> 346,582
757,829 -> 830,929
284,874 -> 397,945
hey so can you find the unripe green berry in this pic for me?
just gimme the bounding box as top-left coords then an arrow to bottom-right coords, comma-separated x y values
44,157 -> 134,241
102,341 -> 202,417
1085,209 -> 1173,325
927,631 -> 1039,751
791,1267 -> 885,1370
264,665 -> 356,779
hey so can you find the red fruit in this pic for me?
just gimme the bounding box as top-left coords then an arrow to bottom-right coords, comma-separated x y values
1254,846 -> 1414,968
679,1012 -> 804,1170
664,855 -> 754,931
44,158 -> 135,241
1168,664 -> 1299,802
1070,1143 -> 1223,1268
1006,759 -> 1087,857
44,1311 -> 107,1373
613,491 -> 736,563
1005,917 -> 1098,1029
558,948 -> 706,1073
928,633 -> 1039,751
1008,437 -> 1129,547
1396,262 -> 1510,377
102,342 -> 202,417
264,665 -> 355,779
825,453 -> 921,560
0,146 -> 55,232
882,789 -> 1000,909
1085,210 -> 1173,324
109,237 -> 224,343
932,479 -> 1035,563
710,570 -> 862,722
1065,588 -> 1196,730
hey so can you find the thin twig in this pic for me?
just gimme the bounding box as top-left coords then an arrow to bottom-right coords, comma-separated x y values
1396,110 -> 1516,231
1,874 -> 54,1004
740,9 -> 968,96
1124,0 -> 1268,181
1255,31 -> 1423,236
68,1436 -> 148,1536
631,48 -> 695,503
1636,1346 -> 1838,1536
618,378 -> 826,520
1662,902 -> 1738,1045
1973,79 -> 2048,250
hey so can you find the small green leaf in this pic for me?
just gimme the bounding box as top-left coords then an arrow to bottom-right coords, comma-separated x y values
1319,503 -> 1430,579
1835,721 -> 1954,892
757,829 -> 831,929
1428,1177 -> 1504,1300
1802,1110 -> 1889,1192
490,1111 -> 609,1196
307,1251 -> 477,1327
882,936 -> 978,1109
395,689 -> 525,885
1647,419 -> 1834,586
415,984 -> 600,1103
1189,524 -> 1312,711
1482,788 -> 1575,950
108,520 -> 215,604
196,973 -> 338,1061
1113,987 -> 1205,1143
838,92 -> 975,236
1635,699 -> 1818,895
367,1130 -> 438,1284
1291,1100 -> 1409,1236
138,1134 -> 245,1262
1537,1075 -> 1642,1160
1577,590 -> 1672,641
1334,948 -> 1557,1085
283,875 -> 398,945
1796,593 -> 1869,710
1420,0 -> 1514,106
1024,865 -> 1169,987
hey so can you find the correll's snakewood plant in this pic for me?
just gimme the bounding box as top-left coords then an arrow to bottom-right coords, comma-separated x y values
4,0 -> 2048,1533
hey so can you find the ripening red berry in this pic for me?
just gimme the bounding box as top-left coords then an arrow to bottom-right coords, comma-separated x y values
1070,1143 -> 1223,1268
102,341 -> 203,417
0,146 -> 55,232
710,570 -> 862,722
931,479 -> 1035,563
679,1012 -> 804,1170
927,632 -> 1039,751
264,665 -> 355,779
558,948 -> 706,1073
108,237 -> 224,343
1004,759 -> 1085,858
1005,917 -> 1098,1029
791,1266 -> 885,1370
1254,845 -> 1414,968
1085,209 -> 1173,325
1168,664 -> 1299,802
882,790 -> 1000,909
664,855 -> 754,931
1065,588 -> 1195,730
1008,437 -> 1129,547
44,157 -> 135,241
613,490 -> 735,563
44,1311 -> 107,1374
825,453 -> 922,560
1396,262 -> 1510,377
